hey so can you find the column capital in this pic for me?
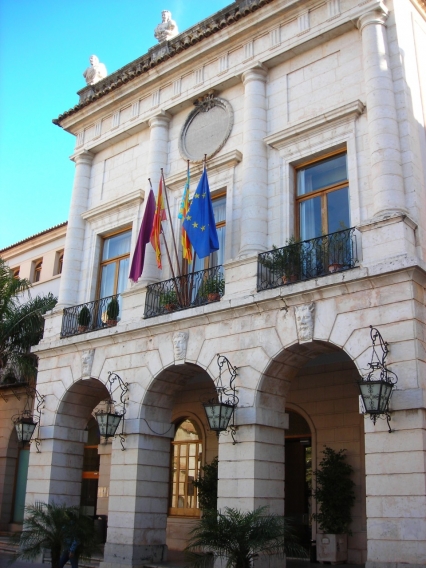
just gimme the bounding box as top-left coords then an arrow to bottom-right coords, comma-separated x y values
241,63 -> 268,86
357,4 -> 388,32
71,150 -> 94,166
148,110 -> 172,129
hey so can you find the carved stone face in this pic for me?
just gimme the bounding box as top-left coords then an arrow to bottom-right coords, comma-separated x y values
162,10 -> 171,22
295,303 -> 315,342
81,349 -> 95,377
89,55 -> 99,66
173,331 -> 188,360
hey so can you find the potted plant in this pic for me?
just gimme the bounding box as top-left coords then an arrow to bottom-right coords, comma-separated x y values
77,305 -> 91,332
106,297 -> 119,326
199,276 -> 225,302
260,237 -> 302,284
159,289 -> 179,312
312,446 -> 355,563
326,227 -> 350,273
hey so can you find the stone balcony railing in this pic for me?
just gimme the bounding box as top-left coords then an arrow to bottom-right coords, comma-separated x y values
257,228 -> 358,292
144,265 -> 224,319
60,294 -> 120,338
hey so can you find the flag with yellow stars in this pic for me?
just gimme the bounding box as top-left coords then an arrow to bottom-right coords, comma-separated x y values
182,166 -> 219,259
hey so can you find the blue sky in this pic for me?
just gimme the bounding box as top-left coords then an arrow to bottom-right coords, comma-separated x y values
0,0 -> 230,250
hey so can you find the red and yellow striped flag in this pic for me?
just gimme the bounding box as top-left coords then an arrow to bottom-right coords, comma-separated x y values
180,167 -> 192,264
150,177 -> 167,268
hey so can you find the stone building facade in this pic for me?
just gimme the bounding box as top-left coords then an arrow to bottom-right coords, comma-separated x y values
0,223 -> 67,529
19,0 -> 426,566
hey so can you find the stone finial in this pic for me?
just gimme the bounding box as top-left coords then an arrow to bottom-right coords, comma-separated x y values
295,303 -> 315,343
81,349 -> 95,378
83,55 -> 107,86
154,10 -> 178,43
173,331 -> 188,361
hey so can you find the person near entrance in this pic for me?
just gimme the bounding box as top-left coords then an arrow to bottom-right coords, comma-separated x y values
59,533 -> 79,568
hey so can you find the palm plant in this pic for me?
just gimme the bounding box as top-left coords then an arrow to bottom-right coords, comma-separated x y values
185,506 -> 307,568
11,502 -> 100,568
0,258 -> 57,383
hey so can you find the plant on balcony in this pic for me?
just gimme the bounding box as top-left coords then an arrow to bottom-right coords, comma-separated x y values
325,226 -> 350,274
260,237 -> 302,284
77,305 -> 91,332
199,276 -> 225,302
159,289 -> 179,312
106,297 -> 120,326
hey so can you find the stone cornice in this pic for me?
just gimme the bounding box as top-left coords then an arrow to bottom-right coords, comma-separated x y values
81,189 -> 145,222
165,150 -> 242,189
53,0 -> 275,126
265,100 -> 365,149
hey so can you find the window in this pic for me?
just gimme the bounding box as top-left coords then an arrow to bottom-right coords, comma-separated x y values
56,251 -> 64,275
169,418 -> 202,517
33,259 -> 43,283
12,267 -> 20,279
296,151 -> 349,240
98,230 -> 131,299
192,193 -> 226,272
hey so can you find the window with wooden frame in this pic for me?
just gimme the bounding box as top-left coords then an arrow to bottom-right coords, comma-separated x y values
191,192 -> 226,272
33,259 -> 43,283
169,418 -> 202,517
98,229 -> 131,300
296,151 -> 350,241
56,251 -> 64,275
12,267 -> 20,279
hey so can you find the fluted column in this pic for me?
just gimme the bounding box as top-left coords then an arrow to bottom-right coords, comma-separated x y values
138,111 -> 171,286
358,7 -> 406,217
239,65 -> 268,257
57,150 -> 93,308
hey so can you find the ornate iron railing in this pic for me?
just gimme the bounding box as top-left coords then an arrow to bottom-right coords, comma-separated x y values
257,228 -> 358,292
144,266 -> 224,319
61,295 -> 120,338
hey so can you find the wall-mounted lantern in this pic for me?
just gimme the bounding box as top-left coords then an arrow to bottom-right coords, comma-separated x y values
357,326 -> 398,433
203,354 -> 239,444
95,372 -> 128,450
12,386 -> 45,452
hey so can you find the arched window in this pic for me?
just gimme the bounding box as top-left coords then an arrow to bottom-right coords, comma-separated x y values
169,418 -> 202,517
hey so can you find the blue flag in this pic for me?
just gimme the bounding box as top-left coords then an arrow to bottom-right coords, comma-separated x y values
182,167 -> 219,259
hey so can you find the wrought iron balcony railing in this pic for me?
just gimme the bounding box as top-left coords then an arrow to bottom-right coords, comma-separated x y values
257,228 -> 358,292
61,295 -> 120,338
144,266 -> 224,319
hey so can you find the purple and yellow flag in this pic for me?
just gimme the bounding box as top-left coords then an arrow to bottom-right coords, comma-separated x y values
129,188 -> 156,282
150,178 -> 167,269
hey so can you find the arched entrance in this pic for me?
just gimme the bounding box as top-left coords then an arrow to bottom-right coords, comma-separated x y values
260,341 -> 366,564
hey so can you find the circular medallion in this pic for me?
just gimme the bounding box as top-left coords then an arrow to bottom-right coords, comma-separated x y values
179,95 -> 234,163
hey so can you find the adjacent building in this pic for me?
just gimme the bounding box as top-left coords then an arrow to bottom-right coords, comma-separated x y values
9,0 -> 426,566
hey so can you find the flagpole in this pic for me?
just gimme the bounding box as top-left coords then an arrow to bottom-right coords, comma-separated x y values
161,168 -> 182,277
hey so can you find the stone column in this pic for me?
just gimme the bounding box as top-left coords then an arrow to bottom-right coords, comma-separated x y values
239,65 -> 269,258
138,111 -> 171,286
57,150 -> 93,308
358,7 -> 406,217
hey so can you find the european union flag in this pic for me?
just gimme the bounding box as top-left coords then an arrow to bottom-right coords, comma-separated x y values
182,167 -> 219,259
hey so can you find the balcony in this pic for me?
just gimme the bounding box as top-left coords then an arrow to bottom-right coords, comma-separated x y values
257,228 -> 358,292
61,295 -> 120,338
144,266 -> 224,319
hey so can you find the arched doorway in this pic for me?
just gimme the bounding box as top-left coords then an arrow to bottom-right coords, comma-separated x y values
259,341 -> 366,564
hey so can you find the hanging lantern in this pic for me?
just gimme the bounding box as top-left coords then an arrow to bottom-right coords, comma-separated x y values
357,326 -> 398,433
95,405 -> 124,438
203,354 -> 239,443
95,372 -> 129,449
14,414 -> 37,444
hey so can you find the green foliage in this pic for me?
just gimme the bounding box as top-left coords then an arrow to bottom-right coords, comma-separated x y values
11,502 -> 100,568
260,237 -> 302,278
199,277 -> 225,297
78,305 -> 91,326
0,258 -> 57,383
192,457 -> 218,512
312,446 -> 356,534
159,289 -> 178,307
185,506 -> 307,568
106,297 -> 119,320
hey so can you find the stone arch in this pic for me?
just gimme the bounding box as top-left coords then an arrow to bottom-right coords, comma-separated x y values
254,340 -> 366,564
26,377 -> 110,508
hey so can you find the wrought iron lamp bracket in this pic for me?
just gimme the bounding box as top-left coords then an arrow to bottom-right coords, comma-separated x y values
96,372 -> 129,450
210,354 -> 240,444
11,386 -> 45,452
